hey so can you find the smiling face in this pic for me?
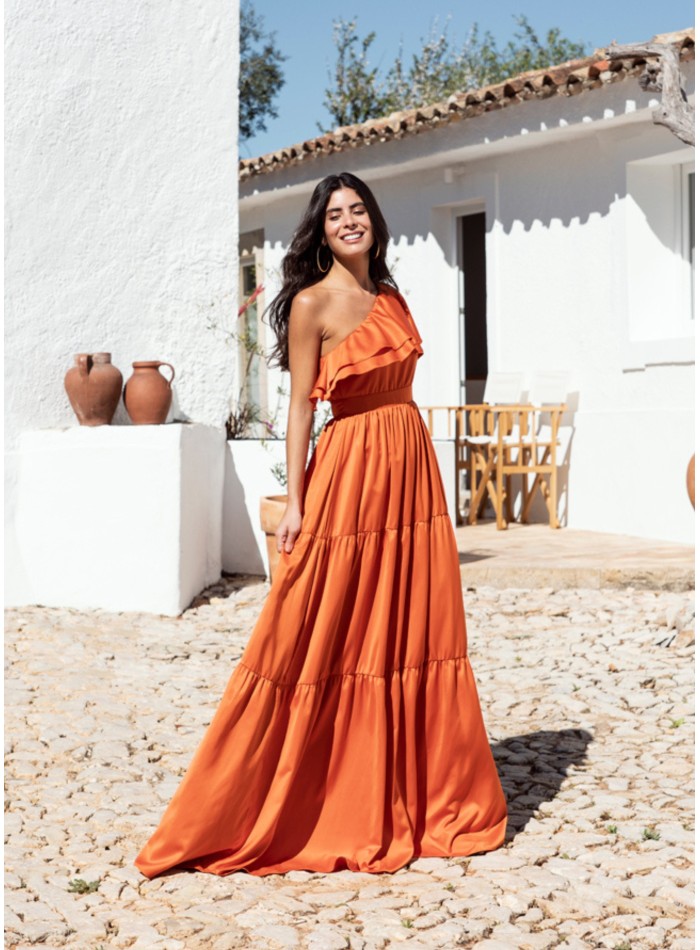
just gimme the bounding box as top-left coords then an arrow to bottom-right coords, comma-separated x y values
323,187 -> 374,263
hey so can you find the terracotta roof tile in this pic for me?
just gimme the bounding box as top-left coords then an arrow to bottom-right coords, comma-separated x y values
240,28 -> 694,181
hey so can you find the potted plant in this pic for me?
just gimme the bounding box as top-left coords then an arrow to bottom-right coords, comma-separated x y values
259,490 -> 288,583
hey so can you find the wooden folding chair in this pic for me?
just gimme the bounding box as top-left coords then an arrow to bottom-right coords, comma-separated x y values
493,372 -> 570,530
491,407 -> 560,528
463,373 -> 524,525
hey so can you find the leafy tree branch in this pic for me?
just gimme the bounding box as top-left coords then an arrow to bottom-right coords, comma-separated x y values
240,1 -> 286,141
321,14 -> 589,130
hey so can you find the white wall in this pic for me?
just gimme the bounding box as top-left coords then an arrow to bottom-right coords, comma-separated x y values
489,134 -> 694,542
5,0 -> 240,602
626,157 -> 695,346
240,76 -> 695,544
223,439 -> 287,575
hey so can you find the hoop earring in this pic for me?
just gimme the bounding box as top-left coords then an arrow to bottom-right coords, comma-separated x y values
316,246 -> 330,273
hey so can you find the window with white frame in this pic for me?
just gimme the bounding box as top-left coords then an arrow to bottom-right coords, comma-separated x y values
236,230 -> 267,437
625,151 -> 695,351
680,162 -> 694,321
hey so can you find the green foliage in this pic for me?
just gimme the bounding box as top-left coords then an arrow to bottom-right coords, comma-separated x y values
321,14 -> 589,129
240,1 -> 286,141
68,878 -> 100,894
269,460 -> 288,489
490,15 -> 589,81
264,401 -> 333,488
642,827 -> 660,841
225,283 -> 276,440
225,324 -> 269,439
321,19 -> 394,128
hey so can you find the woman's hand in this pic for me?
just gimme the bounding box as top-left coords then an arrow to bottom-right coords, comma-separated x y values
276,503 -> 303,554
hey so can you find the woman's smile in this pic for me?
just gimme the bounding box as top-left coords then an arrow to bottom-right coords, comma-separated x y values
340,231 -> 365,243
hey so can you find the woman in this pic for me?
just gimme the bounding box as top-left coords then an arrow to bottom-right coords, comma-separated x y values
135,172 -> 507,878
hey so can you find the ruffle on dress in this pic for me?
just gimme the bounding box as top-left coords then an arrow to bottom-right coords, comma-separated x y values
309,287 -> 424,407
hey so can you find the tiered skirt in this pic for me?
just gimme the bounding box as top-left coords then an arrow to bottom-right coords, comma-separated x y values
135,398 -> 507,877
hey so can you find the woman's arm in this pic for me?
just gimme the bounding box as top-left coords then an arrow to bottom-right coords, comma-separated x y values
275,293 -> 323,555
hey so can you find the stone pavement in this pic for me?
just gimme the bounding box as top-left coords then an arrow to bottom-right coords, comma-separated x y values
4,574 -> 695,949
455,522 -> 695,591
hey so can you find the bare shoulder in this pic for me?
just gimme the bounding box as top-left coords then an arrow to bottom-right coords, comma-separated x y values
289,285 -> 334,330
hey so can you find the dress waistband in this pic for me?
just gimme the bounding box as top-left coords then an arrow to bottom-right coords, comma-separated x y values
330,385 -> 414,419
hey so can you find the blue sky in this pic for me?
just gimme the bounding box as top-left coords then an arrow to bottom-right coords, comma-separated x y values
242,1 -> 694,158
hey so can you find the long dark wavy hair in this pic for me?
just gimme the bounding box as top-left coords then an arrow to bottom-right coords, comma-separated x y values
267,172 -> 396,371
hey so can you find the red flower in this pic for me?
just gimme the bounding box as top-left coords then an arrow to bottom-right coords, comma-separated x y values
238,284 -> 264,317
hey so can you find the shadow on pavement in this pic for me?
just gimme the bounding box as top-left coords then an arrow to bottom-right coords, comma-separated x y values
458,551 -> 495,564
491,728 -> 594,842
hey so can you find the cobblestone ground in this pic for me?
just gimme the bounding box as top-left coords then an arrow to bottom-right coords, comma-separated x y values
5,578 -> 695,950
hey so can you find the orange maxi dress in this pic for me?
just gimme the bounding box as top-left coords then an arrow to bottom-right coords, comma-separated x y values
135,286 -> 507,878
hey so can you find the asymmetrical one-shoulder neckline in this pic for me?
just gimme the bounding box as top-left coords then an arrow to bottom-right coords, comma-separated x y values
309,287 -> 423,407
319,288 -> 385,362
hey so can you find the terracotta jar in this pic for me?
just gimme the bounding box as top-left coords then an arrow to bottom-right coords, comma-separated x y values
259,494 -> 288,583
687,454 -> 695,509
123,361 -> 175,425
64,352 -> 123,426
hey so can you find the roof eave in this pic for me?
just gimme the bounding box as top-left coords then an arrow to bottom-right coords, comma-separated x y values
239,28 -> 694,183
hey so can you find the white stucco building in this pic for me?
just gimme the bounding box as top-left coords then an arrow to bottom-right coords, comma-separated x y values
5,0 -> 240,611
5,19 -> 694,614
239,28 -> 695,545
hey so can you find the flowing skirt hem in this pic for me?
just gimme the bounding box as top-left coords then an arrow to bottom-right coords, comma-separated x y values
134,655 -> 507,881
136,815 -> 508,878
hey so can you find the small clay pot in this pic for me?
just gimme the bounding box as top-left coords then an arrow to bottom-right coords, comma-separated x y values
123,361 -> 175,425
687,454 -> 695,509
259,494 -> 288,583
64,352 -> 123,426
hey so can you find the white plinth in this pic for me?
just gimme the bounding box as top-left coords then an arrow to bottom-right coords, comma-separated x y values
13,424 -> 224,615
223,439 -> 287,575
431,439 -> 457,526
